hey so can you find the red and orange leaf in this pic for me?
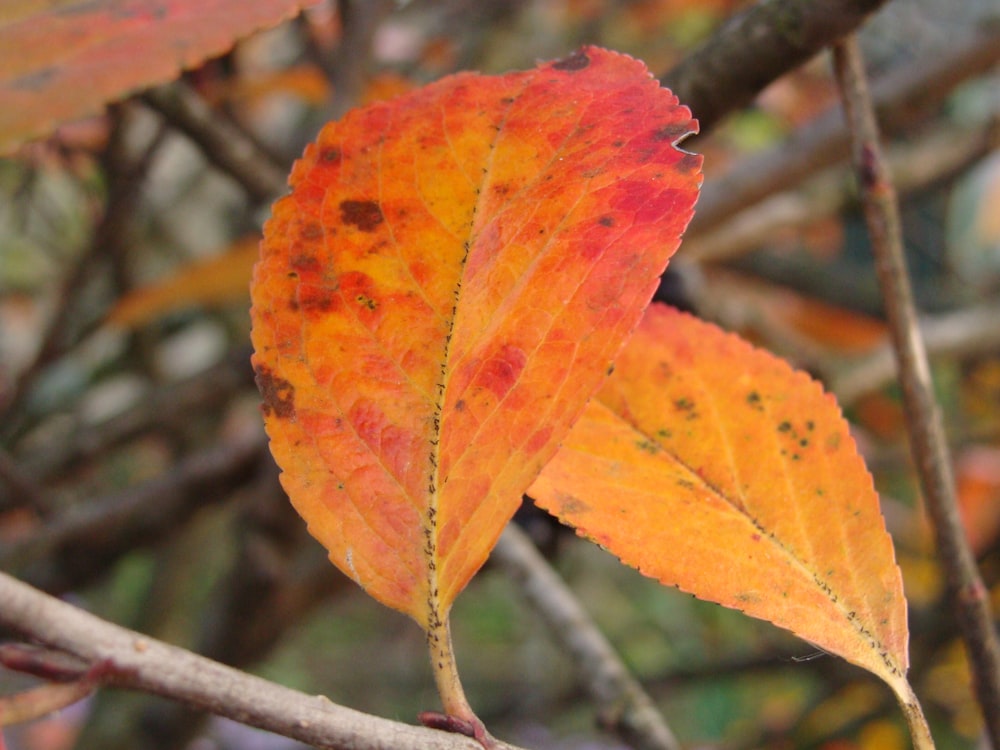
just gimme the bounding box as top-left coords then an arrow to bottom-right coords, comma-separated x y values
250,47 -> 702,633
530,304 -> 910,693
0,0 -> 320,154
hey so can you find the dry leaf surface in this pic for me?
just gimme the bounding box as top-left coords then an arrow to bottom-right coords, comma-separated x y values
531,304 -> 909,687
0,0 -> 319,153
250,48 -> 703,635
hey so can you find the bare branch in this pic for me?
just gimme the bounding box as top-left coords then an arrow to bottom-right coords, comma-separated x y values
683,118 -> 997,263
831,303 -> 1000,405
142,83 -> 288,203
0,570 -> 525,750
833,34 -> 1000,747
1,434 -> 266,593
687,25 -> 1000,236
661,0 -> 889,134
492,525 -> 681,750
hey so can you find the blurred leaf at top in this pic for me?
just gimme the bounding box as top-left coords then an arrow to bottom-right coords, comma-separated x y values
0,0 -> 322,154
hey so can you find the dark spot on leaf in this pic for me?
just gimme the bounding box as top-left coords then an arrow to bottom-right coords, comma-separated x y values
635,439 -> 659,454
678,152 -> 702,173
652,122 -> 692,143
299,283 -> 339,313
291,254 -> 321,273
598,216 -> 614,227
320,147 -> 341,162
455,399 -> 465,412
552,50 -> 590,71
301,222 -> 323,240
606,363 -> 615,376
778,421 -> 792,433
559,495 -> 591,515
340,200 -> 384,232
355,294 -> 377,311
501,96 -> 515,105
12,67 -> 56,91
255,365 -> 296,419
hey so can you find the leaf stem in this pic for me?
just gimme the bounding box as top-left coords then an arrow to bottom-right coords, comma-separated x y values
424,616 -> 493,747
891,679 -> 936,750
833,33 -> 1000,748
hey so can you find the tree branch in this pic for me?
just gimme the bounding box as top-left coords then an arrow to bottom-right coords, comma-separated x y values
0,570 -> 524,750
831,303 -> 1000,405
142,82 -> 288,203
686,25 -> 1000,236
833,34 -> 1000,747
492,525 -> 681,750
1,433 -> 266,593
661,0 -> 890,134
683,117 -> 997,263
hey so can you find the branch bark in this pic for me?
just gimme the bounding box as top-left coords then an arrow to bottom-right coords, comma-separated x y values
687,24 -> 1000,236
661,0 -> 890,134
833,34 -> 1000,748
1,434 -> 266,593
0,570 -> 522,750
683,118 -> 997,263
492,526 -> 681,750
831,303 -> 1000,405
142,83 -> 288,203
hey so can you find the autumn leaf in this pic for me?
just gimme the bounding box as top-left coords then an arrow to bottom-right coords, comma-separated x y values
105,236 -> 258,329
250,46 -> 701,725
0,0 -> 320,154
529,304 -> 931,742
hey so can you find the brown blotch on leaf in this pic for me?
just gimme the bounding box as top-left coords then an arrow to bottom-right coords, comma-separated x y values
652,122 -> 693,143
299,284 -> 339,313
552,50 -> 590,72
340,200 -> 384,232
290,254 -> 321,273
255,366 -> 296,419
11,67 -> 56,92
300,222 -> 323,240
319,147 -> 341,163
598,216 -> 614,227
678,152 -> 702,173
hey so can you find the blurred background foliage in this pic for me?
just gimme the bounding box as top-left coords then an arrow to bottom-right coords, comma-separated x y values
1,0 -> 999,749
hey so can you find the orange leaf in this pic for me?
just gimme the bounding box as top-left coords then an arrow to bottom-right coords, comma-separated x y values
0,0 -> 320,154
105,236 -> 258,329
530,304 -> 911,695
250,46 -> 701,642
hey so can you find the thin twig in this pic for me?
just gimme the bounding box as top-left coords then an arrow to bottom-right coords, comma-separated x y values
831,303 -> 1000,405
492,525 -> 682,750
142,82 -> 288,203
0,347 -> 254,509
684,118 -> 997,263
661,0 -> 891,134
687,25 -> 1000,236
0,570 -> 520,750
1,434 -> 266,593
0,104 -> 167,438
0,448 -> 50,517
833,34 -> 1000,748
